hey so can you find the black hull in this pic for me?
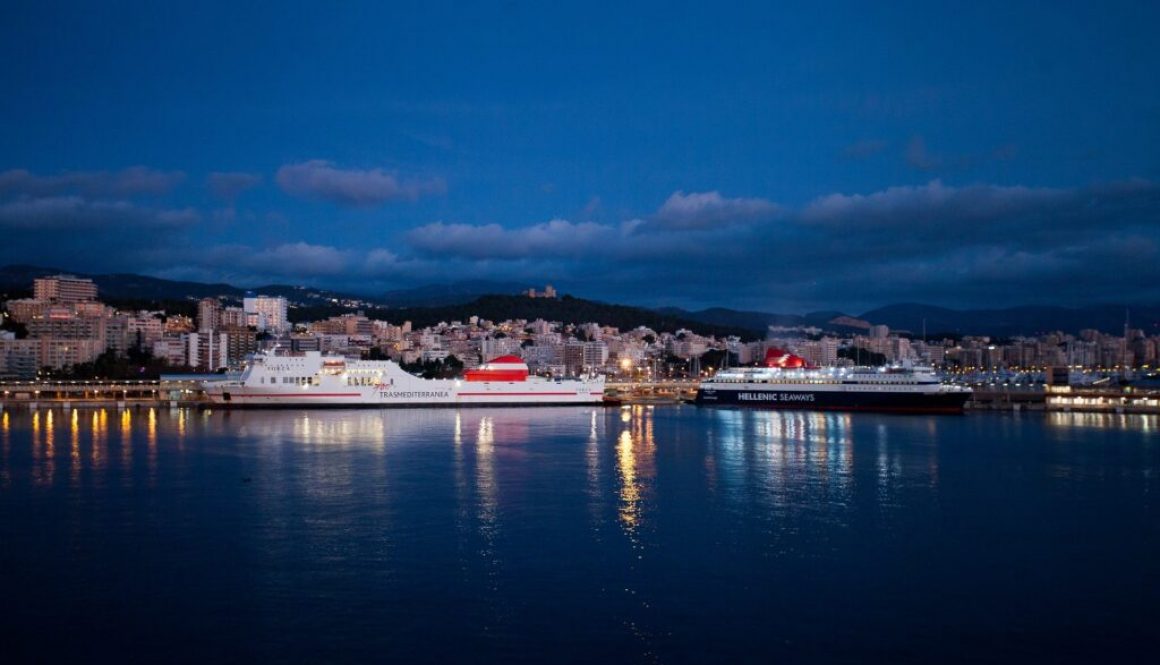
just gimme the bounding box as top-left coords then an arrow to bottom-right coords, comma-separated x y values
695,387 -> 970,414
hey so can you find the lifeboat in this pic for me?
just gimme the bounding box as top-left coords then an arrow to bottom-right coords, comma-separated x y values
463,355 -> 530,382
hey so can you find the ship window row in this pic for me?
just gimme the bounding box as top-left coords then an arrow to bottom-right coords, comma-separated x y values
277,376 -> 318,386
346,376 -> 379,386
713,378 -> 842,385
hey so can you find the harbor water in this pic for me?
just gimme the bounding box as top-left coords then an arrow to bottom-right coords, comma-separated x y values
1,405 -> 1157,663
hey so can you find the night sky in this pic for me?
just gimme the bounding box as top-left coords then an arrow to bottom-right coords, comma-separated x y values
2,1 -> 1158,313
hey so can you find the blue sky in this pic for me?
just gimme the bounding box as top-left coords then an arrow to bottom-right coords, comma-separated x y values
2,1 -> 1158,313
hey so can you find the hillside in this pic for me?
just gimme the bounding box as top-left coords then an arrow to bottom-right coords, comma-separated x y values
370,295 -> 762,340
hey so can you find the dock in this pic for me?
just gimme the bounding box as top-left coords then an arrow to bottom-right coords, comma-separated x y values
3,379 -> 1158,414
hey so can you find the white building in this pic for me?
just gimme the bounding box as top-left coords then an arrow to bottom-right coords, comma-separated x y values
243,295 -> 289,333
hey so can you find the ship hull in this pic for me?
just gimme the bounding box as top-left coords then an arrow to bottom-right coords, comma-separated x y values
202,386 -> 605,408
204,393 -> 606,409
694,386 -> 970,414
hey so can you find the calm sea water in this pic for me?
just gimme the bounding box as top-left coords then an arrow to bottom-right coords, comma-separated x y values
1,405 -> 1157,663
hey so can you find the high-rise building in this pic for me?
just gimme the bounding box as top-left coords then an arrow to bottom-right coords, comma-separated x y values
198,298 -> 222,332
564,339 -> 607,375
184,332 -> 230,371
220,306 -> 248,329
0,337 -> 39,379
24,310 -> 109,370
243,295 -> 289,333
126,314 -> 165,347
33,275 -> 98,303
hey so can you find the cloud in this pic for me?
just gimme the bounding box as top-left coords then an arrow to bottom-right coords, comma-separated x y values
751,178 -> 1160,309
364,248 -> 402,273
394,179 -> 1160,311
650,190 -> 780,230
275,160 -> 446,206
206,171 -> 262,201
0,166 -> 185,198
246,242 -> 349,276
407,219 -> 621,259
3,171 -> 1156,312
142,242 -> 352,284
800,180 -> 1068,229
0,196 -> 199,229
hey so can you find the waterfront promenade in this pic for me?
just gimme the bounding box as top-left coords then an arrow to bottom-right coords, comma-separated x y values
4,378 -> 1160,414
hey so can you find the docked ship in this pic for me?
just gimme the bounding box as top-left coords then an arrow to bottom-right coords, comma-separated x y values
695,349 -> 971,414
201,351 -> 606,407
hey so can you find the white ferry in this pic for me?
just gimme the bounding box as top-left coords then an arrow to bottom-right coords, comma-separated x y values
201,351 -> 606,408
696,349 -> 972,414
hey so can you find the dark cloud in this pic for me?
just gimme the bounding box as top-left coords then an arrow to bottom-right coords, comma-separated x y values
0,201 -> 199,276
0,196 -> 198,229
141,242 -> 351,285
0,166 -> 185,198
393,179 -> 1160,311
800,180 -> 1067,230
407,220 -> 620,259
275,160 -> 446,206
247,242 -> 349,276
206,171 -> 262,201
404,189 -> 780,264
734,179 -> 1160,310
2,169 -> 1154,312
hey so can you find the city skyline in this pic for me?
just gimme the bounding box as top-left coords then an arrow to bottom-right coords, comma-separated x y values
2,2 -> 1158,313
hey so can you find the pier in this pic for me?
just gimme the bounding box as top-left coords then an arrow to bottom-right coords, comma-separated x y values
0,377 -> 208,409
604,379 -> 698,404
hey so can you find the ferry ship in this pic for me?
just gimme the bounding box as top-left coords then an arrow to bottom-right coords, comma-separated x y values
201,351 -> 606,408
695,349 -> 971,414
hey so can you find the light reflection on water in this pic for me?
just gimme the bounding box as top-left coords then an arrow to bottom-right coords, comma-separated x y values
0,405 -> 962,521
69,409 -> 80,485
1,410 -> 9,488
8,405 -> 1149,505
586,410 -> 602,528
90,410 -> 102,470
712,409 -> 859,515
1046,411 -> 1158,431
616,406 -> 656,540
0,405 -> 1157,662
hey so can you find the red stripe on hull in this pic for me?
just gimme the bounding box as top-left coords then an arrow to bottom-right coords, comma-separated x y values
457,392 -> 591,397
222,393 -> 363,398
